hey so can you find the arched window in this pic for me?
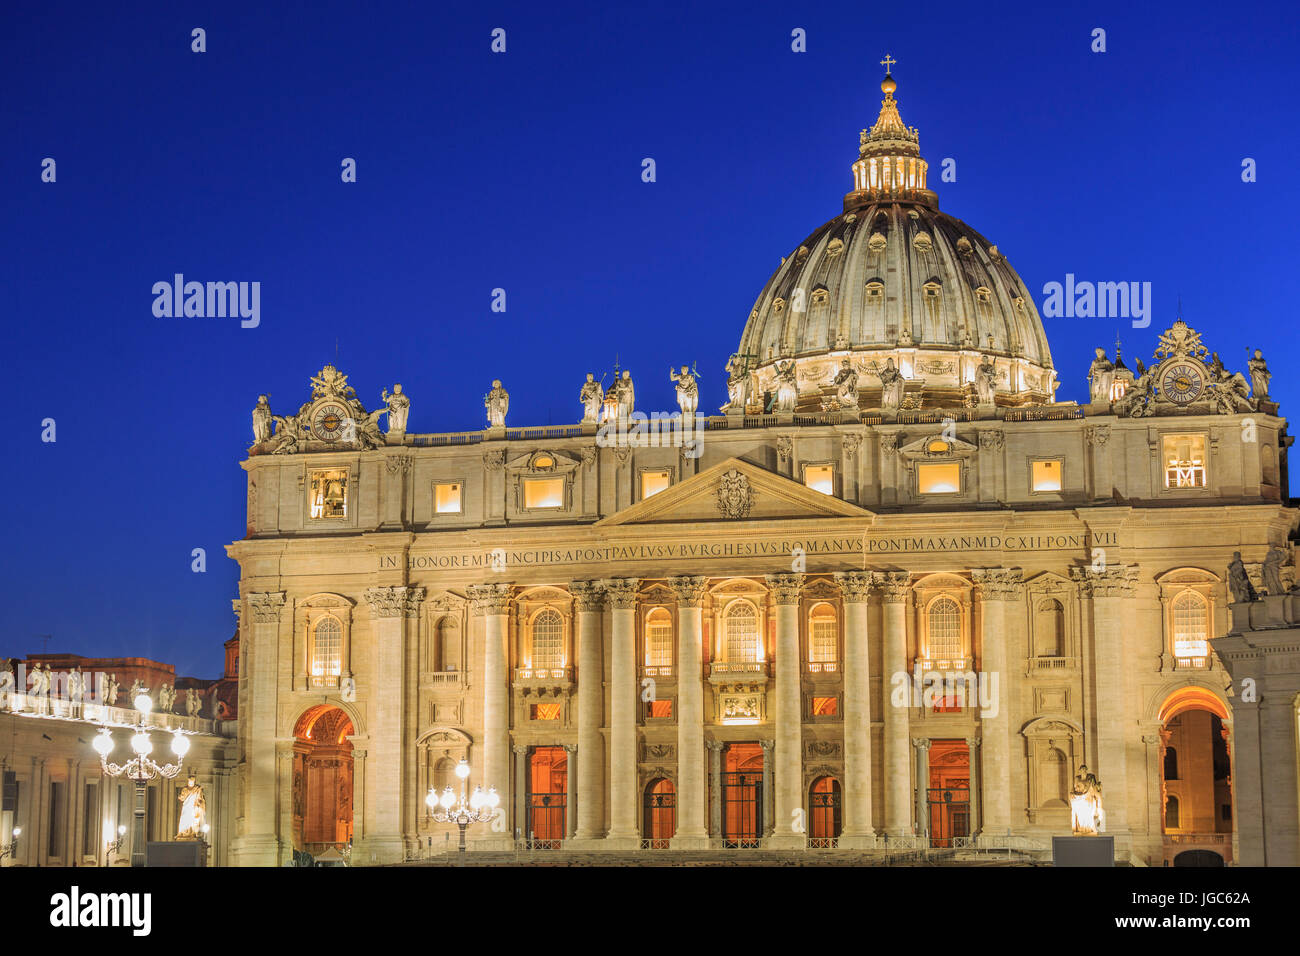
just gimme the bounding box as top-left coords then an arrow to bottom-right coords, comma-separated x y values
808,603 -> 838,667
1035,599 -> 1065,657
645,608 -> 673,671
1164,746 -> 1179,781
926,597 -> 962,662
531,608 -> 564,670
1171,591 -> 1209,660
310,616 -> 342,687
724,601 -> 760,662
1165,794 -> 1181,829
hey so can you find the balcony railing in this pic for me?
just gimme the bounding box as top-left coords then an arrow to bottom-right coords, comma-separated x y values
913,657 -> 972,673
1164,833 -> 1230,845
1028,656 -> 1075,671
709,661 -> 768,677
641,665 -> 674,679
427,671 -> 462,685
806,662 -> 839,674
1173,656 -> 1210,670
514,666 -> 573,682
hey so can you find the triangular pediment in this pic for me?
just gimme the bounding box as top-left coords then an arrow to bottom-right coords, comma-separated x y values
595,458 -> 875,527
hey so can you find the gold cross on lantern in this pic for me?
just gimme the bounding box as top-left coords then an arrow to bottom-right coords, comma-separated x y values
880,54 -> 896,73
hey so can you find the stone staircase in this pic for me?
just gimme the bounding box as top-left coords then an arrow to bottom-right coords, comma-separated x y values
393,846 -> 1046,867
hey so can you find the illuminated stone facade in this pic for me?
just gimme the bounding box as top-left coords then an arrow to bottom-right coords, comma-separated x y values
229,67 -> 1297,867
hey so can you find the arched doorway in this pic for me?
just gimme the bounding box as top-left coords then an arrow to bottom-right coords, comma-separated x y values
809,776 -> 841,845
722,743 -> 764,847
292,706 -> 355,854
1158,688 -> 1233,865
927,740 -> 970,847
643,778 -> 676,848
526,746 -> 567,847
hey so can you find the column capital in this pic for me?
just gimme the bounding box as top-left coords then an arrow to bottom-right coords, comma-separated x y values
765,573 -> 805,605
568,580 -> 606,612
834,571 -> 873,603
512,743 -> 528,756
667,575 -> 709,607
706,739 -> 724,753
247,591 -> 286,624
365,585 -> 427,619
468,583 -> 514,616
760,739 -> 775,755
874,571 -> 911,603
603,578 -> 640,610
1069,564 -> 1137,598
563,743 -> 578,755
971,568 -> 1025,600
964,736 -> 982,751
911,737 -> 932,752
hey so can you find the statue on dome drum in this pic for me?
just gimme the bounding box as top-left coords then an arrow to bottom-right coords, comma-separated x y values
1228,551 -> 1258,604
974,355 -> 997,405
1087,348 -> 1115,404
670,364 -> 700,417
1247,348 -> 1271,401
830,358 -> 860,409
381,384 -> 410,434
876,357 -> 905,411
579,373 -> 604,424
773,360 -> 798,413
485,380 -> 509,427
724,354 -> 754,412
251,395 -> 273,445
1069,766 -> 1104,835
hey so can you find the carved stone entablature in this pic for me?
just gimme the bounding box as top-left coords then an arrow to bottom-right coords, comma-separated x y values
640,766 -> 675,786
805,765 -> 840,786
428,593 -> 467,614
365,585 -> 426,619
248,591 -> 286,624
713,683 -> 767,723
716,469 -> 754,519
875,571 -> 911,603
603,578 -> 640,610
569,580 -> 606,612
384,455 -> 413,475
835,571 -> 873,603
802,578 -> 841,602
1069,564 -> 1138,598
765,573 -> 805,605
1085,425 -> 1110,446
642,742 -> 676,762
668,576 -> 710,608
467,583 -> 513,616
806,739 -> 842,760
971,568 -> 1025,601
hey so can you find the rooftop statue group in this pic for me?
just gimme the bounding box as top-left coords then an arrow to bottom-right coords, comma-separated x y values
1228,548 -> 1293,603
250,366 -> 410,454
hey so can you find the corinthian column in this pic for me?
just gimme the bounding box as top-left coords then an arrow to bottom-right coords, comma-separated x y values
766,572 -> 806,848
360,585 -> 424,864
604,578 -> 640,847
469,583 -> 513,831
669,576 -> 709,849
835,571 -> 875,846
233,591 -> 284,866
971,568 -> 1022,843
1071,565 -> 1137,838
877,571 -> 913,836
570,581 -> 606,843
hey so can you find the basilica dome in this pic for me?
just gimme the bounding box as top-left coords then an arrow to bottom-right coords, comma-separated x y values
736,67 -> 1057,410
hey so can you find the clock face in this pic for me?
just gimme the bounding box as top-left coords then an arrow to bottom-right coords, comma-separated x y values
311,402 -> 351,441
1159,363 -> 1205,405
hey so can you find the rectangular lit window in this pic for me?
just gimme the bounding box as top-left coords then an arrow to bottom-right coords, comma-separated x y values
524,477 -> 564,509
641,469 -> 671,499
917,462 -> 960,495
812,696 -> 837,717
308,469 -> 348,519
1163,434 -> 1207,489
1031,459 -> 1062,492
435,482 -> 462,514
530,703 -> 561,721
804,464 -> 835,495
647,699 -> 672,719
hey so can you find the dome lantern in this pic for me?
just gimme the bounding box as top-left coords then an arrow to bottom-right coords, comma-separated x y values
847,57 -> 934,209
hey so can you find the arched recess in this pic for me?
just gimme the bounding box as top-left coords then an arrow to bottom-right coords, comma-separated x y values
912,573 -> 973,670
708,578 -> 769,666
291,704 -> 358,851
416,727 -> 473,829
514,586 -> 572,675
1021,716 -> 1083,824
1155,684 -> 1233,855
1154,568 -> 1222,670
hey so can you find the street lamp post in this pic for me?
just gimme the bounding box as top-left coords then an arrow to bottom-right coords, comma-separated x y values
0,826 -> 20,862
425,758 -> 499,861
92,689 -> 190,868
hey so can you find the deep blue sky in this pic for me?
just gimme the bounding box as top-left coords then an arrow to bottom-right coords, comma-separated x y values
3,1 -> 1296,677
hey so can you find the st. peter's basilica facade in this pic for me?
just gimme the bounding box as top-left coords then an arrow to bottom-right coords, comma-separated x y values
228,67 -> 1293,866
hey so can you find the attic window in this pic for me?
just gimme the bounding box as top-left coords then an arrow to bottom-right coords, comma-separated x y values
918,462 -> 961,495
804,464 -> 835,496
524,477 -> 564,509
927,440 -> 950,454
975,287 -> 992,304
533,455 -> 555,470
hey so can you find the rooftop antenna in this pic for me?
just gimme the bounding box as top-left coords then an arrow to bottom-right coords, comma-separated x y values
37,634 -> 51,655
